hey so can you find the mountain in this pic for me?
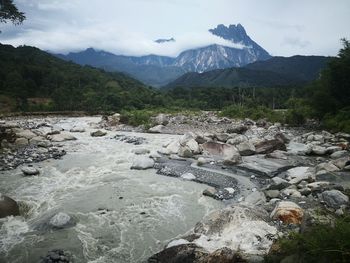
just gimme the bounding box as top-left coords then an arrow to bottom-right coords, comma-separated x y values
166,55 -> 331,88
57,48 -> 185,87
57,23 -> 271,86
245,55 -> 331,81
0,44 -> 158,112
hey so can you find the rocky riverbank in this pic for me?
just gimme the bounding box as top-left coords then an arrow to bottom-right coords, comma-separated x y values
1,112 -> 350,262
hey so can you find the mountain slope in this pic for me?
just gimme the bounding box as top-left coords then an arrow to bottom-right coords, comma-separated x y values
166,55 -> 331,88
0,44 -> 158,111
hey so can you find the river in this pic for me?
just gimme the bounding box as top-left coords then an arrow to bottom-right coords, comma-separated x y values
0,117 -> 222,263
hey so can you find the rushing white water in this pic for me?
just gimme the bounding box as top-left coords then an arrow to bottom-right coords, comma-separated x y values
0,117 -> 222,263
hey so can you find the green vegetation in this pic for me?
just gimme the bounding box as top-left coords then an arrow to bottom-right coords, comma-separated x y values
0,0 -> 25,26
265,215 -> 350,263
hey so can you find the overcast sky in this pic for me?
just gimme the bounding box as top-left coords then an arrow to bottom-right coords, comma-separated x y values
0,0 -> 349,57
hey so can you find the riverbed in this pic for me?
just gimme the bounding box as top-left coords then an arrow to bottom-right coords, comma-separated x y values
0,117 -> 222,263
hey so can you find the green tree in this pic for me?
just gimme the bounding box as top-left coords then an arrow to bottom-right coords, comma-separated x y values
0,0 -> 25,25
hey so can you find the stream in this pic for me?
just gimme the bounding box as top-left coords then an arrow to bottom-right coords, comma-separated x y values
0,117 -> 223,263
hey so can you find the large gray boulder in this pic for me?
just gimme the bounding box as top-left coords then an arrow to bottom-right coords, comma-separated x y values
321,190 -> 349,209
90,130 -> 107,137
131,156 -> 155,170
21,166 -> 40,176
255,139 -> 286,154
236,141 -> 255,156
0,194 -> 20,218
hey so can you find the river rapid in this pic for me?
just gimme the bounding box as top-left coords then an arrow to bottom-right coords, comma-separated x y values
0,117 -> 222,263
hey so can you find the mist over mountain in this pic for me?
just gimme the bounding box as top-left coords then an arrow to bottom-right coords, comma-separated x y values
56,24 -> 272,86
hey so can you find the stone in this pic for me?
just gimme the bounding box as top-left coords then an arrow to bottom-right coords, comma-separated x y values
332,157 -> 350,169
244,191 -> 266,205
266,150 -> 288,160
265,190 -> 280,199
70,127 -> 85,133
203,187 -> 217,198
311,145 -> 327,155
166,141 -> 181,154
49,212 -> 73,229
148,125 -> 166,133
226,124 -> 248,134
181,173 -> 196,180
48,133 -> 77,142
286,167 -> 315,185
215,133 -> 230,142
299,187 -> 311,196
321,190 -> 349,209
270,201 -> 304,224
15,137 -> 28,145
226,135 -> 248,145
326,146 -> 343,154
281,188 -> 302,198
223,147 -> 242,165
131,156 -> 155,170
275,132 -> 291,144
197,157 -> 208,166
236,141 -> 255,156
16,130 -> 36,139
0,194 -> 20,218
306,181 -> 330,192
21,166 -> 40,176
131,148 -> 150,155
316,162 -> 340,173
90,130 -> 107,137
330,150 -> 349,159
154,114 -> 169,126
255,139 -> 286,154
269,177 -> 290,190
29,136 -> 46,144
178,146 -> 193,158
287,142 -> 312,155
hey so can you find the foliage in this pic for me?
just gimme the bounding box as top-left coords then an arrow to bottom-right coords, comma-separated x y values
120,110 -> 152,127
265,215 -> 350,263
0,0 -> 25,25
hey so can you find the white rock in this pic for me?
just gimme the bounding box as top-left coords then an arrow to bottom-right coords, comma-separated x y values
49,212 -> 71,228
286,167 -> 315,184
21,166 -> 40,176
181,173 -> 196,180
148,125 -> 166,133
48,133 -> 77,142
131,156 -> 155,170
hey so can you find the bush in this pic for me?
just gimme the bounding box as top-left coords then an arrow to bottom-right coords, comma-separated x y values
323,107 -> 350,133
265,215 -> 350,263
120,110 -> 152,127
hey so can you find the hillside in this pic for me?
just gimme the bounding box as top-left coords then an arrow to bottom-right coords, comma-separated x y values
166,55 -> 331,88
0,44 -> 160,112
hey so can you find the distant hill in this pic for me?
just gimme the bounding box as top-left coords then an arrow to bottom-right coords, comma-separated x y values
166,55 -> 332,88
0,44 -> 158,112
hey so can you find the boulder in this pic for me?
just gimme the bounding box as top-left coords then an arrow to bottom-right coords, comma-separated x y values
332,157 -> 350,169
326,146 -> 342,154
311,145 -> 327,155
131,156 -> 155,170
202,142 -> 236,157
48,133 -> 77,142
16,130 -> 36,139
154,114 -> 169,126
108,113 -> 121,125
330,150 -> 349,159
270,201 -> 304,224
265,190 -> 280,199
178,146 -> 193,158
29,136 -> 46,144
21,166 -> 40,176
215,133 -> 230,143
131,148 -> 150,155
244,191 -> 266,206
236,141 -> 255,156
275,132 -> 291,144
149,125 -> 167,133
0,194 -> 20,218
307,181 -> 330,192
70,127 -> 85,133
202,187 -> 217,199
226,124 -> 248,134
287,142 -> 312,155
266,150 -> 288,160
286,167 -> 315,185
49,212 -> 74,229
268,177 -> 290,190
316,162 -> 340,173
321,190 -> 349,209
90,130 -> 107,137
226,135 -> 248,146
222,147 -> 242,165
166,141 -> 181,154
255,139 -> 286,154
15,137 -> 28,145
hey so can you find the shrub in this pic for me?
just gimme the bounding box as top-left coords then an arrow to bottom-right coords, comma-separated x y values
120,110 -> 152,127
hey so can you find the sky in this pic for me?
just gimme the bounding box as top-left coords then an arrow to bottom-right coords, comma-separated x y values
0,0 -> 349,57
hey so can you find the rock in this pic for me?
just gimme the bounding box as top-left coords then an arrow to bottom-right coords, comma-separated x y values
202,142 -> 238,158
331,157 -> 350,169
200,247 -> 246,263
281,188 -> 302,198
131,156 -> 155,170
299,187 -> 311,196
330,150 -> 349,159
270,201 -> 304,224
326,146 -> 342,154
316,162 -> 340,173
268,177 -> 290,190
149,152 -> 162,159
321,190 -> 349,209
21,166 -> 40,176
286,167 -> 315,185
236,141 -> 255,156
197,157 -> 208,166
29,136 -> 46,144
48,133 -> 77,142
336,132 -> 350,140
166,141 -> 181,154
41,249 -> 71,263
154,114 -> 169,126
223,147 -> 242,165
203,187 -> 217,198
181,173 -> 196,180
226,124 -> 248,134
90,130 -> 107,137
244,191 -> 266,206
275,132 -> 291,144
108,113 -> 121,125
215,133 -> 230,143
311,145 -> 327,155
287,142 -> 312,155
178,146 -> 193,158
131,148 -> 150,155
70,127 -> 85,133
166,239 -> 190,249
0,194 -> 20,218
255,139 -> 286,154
16,130 -> 36,140
149,125 -> 166,133
15,137 -> 28,145
226,135 -> 248,145
265,190 -> 280,199
49,212 -> 73,229
266,150 -> 288,160
306,181 -> 330,192
147,243 -> 207,263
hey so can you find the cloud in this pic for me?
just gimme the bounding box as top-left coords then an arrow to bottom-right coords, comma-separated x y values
282,37 -> 310,49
